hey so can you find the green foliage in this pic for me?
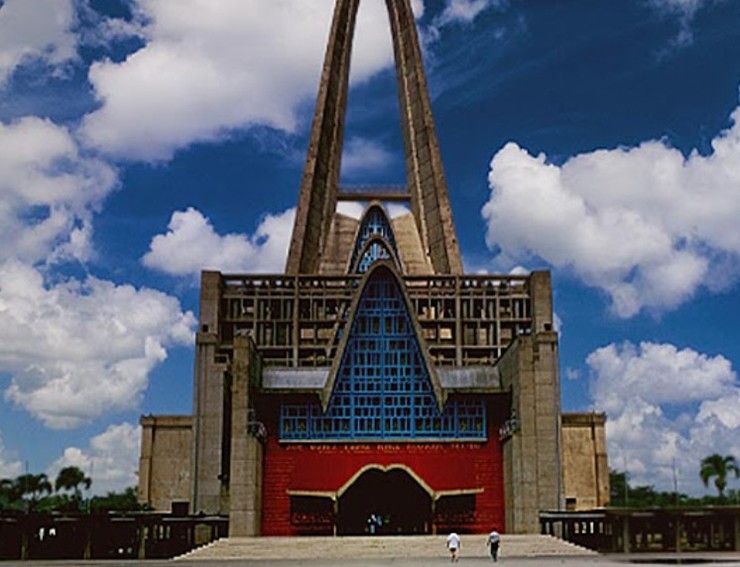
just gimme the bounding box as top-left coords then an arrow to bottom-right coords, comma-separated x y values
609,469 -> 628,505
13,473 -> 53,511
90,487 -> 146,512
609,457 -> 740,509
0,478 -> 23,510
1,461 -> 147,515
55,466 -> 92,496
0,467 -> 93,512
53,466 -> 92,511
608,469 -> 684,508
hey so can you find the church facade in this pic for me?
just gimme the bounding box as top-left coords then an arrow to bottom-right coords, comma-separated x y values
138,0 -> 608,537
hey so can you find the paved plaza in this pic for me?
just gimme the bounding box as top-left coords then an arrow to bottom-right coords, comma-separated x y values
2,535 -> 739,566
3,556 -> 740,567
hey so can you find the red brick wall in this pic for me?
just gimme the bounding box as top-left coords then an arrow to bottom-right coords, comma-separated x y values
259,396 -> 507,535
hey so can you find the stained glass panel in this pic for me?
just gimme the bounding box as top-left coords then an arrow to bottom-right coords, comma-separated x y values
280,269 -> 486,440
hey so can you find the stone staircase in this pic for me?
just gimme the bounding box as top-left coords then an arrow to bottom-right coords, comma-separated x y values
176,534 -> 596,561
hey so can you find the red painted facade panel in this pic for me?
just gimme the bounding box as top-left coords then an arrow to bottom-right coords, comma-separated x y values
260,396 -> 508,536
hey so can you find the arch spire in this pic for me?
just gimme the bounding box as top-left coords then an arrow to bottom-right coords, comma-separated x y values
286,0 -> 462,276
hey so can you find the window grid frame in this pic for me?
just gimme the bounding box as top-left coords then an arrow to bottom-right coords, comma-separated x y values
280,271 -> 486,441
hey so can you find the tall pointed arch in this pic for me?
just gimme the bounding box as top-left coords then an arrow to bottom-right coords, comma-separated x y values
279,263 -> 486,441
322,261 -> 444,411
348,203 -> 400,273
286,0 -> 462,276
353,236 -> 401,274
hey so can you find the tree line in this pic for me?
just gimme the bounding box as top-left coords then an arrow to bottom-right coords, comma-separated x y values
0,466 -> 144,513
610,453 -> 739,508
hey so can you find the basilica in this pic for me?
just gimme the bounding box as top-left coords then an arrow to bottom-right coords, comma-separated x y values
138,0 -> 609,537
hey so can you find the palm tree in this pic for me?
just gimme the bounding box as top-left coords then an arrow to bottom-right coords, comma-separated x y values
55,466 -> 92,502
700,454 -> 739,500
15,473 -> 52,510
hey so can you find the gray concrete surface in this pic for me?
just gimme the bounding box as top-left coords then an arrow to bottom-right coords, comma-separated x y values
3,555 -> 740,567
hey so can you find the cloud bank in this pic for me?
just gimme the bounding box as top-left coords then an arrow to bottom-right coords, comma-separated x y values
80,0 -> 407,161
0,434 -> 23,479
49,422 -> 141,495
483,104 -> 740,317
0,115 -> 195,431
0,117 -> 118,265
0,260 -> 195,428
0,0 -> 77,87
143,207 -> 295,276
587,341 -> 740,495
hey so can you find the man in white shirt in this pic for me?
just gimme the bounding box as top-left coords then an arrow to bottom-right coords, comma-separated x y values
487,528 -> 501,562
446,532 -> 461,562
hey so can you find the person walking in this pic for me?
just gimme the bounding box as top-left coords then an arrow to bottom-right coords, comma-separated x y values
446,532 -> 461,562
487,528 -> 501,562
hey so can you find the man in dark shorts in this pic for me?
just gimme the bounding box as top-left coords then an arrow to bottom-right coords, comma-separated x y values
487,528 -> 500,561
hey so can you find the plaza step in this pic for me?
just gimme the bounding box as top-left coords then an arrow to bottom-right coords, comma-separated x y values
176,533 -> 596,561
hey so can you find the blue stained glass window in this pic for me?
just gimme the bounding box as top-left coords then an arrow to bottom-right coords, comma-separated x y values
349,207 -> 399,272
356,240 -> 393,273
280,268 -> 486,440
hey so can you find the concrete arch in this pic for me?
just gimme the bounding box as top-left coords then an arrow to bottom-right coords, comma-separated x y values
320,261 -> 445,411
286,0 -> 461,275
346,201 -> 402,273
336,463 -> 435,500
350,235 -> 403,274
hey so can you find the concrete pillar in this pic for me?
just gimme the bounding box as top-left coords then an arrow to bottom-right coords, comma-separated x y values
138,418 -> 154,506
20,528 -> 29,560
675,515 -> 682,553
622,516 -> 630,553
228,335 -> 263,537
593,415 -> 610,507
192,271 -> 228,514
286,0 -> 462,276
83,520 -> 92,560
137,525 -> 147,560
529,271 -> 553,334
499,327 -> 562,533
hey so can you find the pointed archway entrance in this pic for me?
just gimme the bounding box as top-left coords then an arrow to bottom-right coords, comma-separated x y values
336,466 -> 432,535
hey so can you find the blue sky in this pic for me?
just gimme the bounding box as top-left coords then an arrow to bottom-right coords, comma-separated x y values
0,0 -> 739,498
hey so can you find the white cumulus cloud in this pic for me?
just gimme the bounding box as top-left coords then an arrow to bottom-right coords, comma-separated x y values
143,207 -> 295,276
341,137 -> 395,179
587,341 -> 740,495
0,117 -> 118,265
0,433 -> 23,479
437,0 -> 505,25
0,0 -> 77,87
48,422 -> 141,495
80,0 -> 406,161
0,260 -> 195,429
588,342 -> 736,413
483,103 -> 740,318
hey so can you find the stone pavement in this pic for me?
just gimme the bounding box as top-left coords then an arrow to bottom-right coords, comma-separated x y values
4,556 -> 740,567
169,534 -> 740,566
176,534 -> 595,562
2,536 -> 739,567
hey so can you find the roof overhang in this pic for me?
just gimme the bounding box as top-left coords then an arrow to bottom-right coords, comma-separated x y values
261,365 -> 502,394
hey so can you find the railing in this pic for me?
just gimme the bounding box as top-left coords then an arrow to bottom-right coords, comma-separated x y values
0,511 -> 228,560
540,508 -> 740,553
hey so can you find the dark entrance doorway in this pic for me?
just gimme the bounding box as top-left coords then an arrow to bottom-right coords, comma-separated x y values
336,467 -> 432,535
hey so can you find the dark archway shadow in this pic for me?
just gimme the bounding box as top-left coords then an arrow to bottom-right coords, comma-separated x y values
336,468 -> 432,535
